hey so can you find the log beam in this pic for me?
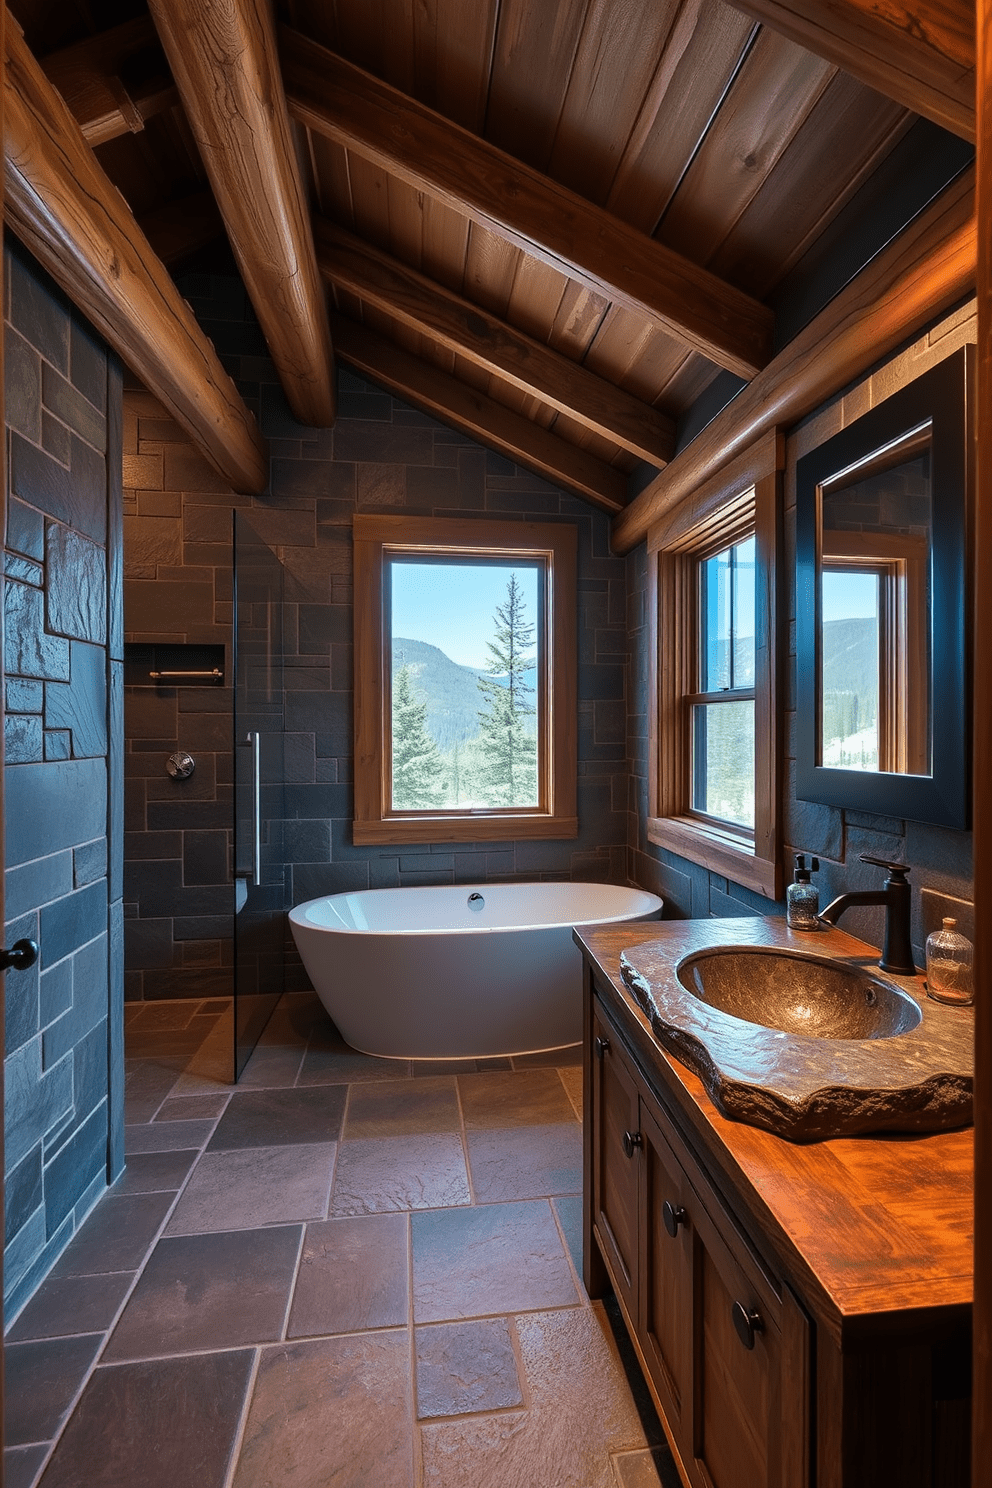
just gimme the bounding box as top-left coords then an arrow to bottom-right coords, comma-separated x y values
727,1 -> 975,142
147,0 -> 336,428
281,25 -> 774,381
611,168 -> 976,552
315,218 -> 674,469
3,17 -> 267,493
331,315 -> 627,514
40,16 -> 176,145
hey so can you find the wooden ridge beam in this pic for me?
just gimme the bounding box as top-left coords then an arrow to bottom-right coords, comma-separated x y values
314,218 -> 674,470
727,1 -> 975,143
147,0 -> 336,428
611,168 -> 976,553
281,24 -> 774,381
40,16 -> 176,145
4,16 -> 267,493
331,315 -> 627,515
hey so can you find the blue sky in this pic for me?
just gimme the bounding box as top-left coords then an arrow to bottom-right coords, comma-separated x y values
390,560 -> 540,668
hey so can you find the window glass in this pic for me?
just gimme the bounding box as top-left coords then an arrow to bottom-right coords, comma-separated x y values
691,700 -> 755,828
388,558 -> 542,813
692,533 -> 755,830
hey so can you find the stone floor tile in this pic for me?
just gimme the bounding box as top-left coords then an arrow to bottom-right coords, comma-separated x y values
233,1333 -> 415,1488
457,1069 -> 577,1129
613,1446 -> 680,1487
4,1334 -> 103,1446
415,1317 -> 522,1419
49,1193 -> 174,1277
207,1086 -> 346,1151
234,1042 -> 306,1088
164,1144 -> 336,1235
466,1124 -> 582,1201
123,1060 -> 185,1123
552,1194 -> 583,1274
511,1044 -> 582,1068
37,1350 -> 255,1488
125,1119 -> 217,1154
411,1200 -> 578,1322
297,1040 -> 412,1086
103,1225 -> 303,1361
287,1213 -> 408,1337
168,1013 -> 235,1094
419,1306 -> 649,1487
6,1272 -> 135,1343
330,1134 -> 470,1216
109,1148 -> 199,1195
559,1065 -> 583,1119
343,1076 -> 460,1138
126,1001 -> 203,1033
4,1444 -> 48,1488
154,1093 -> 230,1121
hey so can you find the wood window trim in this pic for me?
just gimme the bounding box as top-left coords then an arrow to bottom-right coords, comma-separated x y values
353,513 -> 578,845
646,431 -> 783,901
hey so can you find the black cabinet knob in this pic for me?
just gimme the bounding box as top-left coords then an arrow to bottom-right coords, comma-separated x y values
0,939 -> 38,972
732,1300 -> 764,1351
622,1130 -> 643,1159
662,1200 -> 686,1238
595,1036 -> 611,1060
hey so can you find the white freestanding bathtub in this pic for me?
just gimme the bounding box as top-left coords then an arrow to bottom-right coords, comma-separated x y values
288,881 -> 663,1059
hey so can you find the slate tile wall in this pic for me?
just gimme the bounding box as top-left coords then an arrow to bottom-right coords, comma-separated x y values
3,239 -> 124,1322
626,306 -> 975,957
122,274 -> 630,999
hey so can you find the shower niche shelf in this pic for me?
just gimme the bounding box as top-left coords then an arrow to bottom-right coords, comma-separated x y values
124,642 -> 226,687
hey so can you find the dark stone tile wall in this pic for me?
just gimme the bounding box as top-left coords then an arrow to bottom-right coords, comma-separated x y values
122,274 -> 629,1000
627,311 -> 975,960
3,238 -> 125,1322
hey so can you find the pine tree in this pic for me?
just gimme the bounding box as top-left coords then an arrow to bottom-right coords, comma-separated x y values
475,573 -> 538,806
391,665 -> 448,808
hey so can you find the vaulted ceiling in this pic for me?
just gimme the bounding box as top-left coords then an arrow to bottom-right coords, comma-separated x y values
2,0 -> 977,539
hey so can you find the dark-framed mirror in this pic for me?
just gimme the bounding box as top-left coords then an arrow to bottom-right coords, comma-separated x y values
795,346 -> 972,829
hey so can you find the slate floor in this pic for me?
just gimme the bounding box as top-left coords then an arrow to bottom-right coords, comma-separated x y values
4,992 -> 679,1488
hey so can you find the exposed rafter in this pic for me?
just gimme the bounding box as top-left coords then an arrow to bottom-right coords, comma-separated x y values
147,0 -> 336,428
612,170 -> 976,552
315,219 -> 674,469
3,17 -> 267,493
727,1 -> 975,142
39,15 -> 174,145
280,25 -> 775,381
331,316 -> 627,514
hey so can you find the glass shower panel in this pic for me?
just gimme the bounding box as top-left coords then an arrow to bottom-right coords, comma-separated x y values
233,512 -> 286,1079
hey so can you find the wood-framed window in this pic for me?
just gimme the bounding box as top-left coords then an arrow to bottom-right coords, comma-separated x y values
353,514 -> 577,845
646,432 -> 783,900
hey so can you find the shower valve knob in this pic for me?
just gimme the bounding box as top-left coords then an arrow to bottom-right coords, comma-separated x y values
166,751 -> 196,780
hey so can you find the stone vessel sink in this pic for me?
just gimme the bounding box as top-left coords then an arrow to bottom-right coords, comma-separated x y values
677,946 -> 922,1041
618,923 -> 973,1142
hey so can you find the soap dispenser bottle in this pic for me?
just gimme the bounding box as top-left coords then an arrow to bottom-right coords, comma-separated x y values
787,854 -> 820,930
925,918 -> 974,1006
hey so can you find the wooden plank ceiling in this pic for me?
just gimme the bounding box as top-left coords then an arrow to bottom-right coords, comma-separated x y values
4,0 -> 973,510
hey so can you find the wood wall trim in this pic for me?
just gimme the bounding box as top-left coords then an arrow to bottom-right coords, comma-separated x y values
331,313 -> 627,514
612,169 -> 976,554
147,0 -> 336,428
39,16 -> 175,145
3,16 -> 267,494
315,218 -> 673,469
281,24 -> 774,381
727,1 -> 975,143
973,4 -> 990,1481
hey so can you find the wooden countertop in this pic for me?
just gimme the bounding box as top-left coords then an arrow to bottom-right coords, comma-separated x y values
576,918 -> 974,1347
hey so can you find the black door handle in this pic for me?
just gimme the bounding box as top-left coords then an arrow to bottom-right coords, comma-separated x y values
0,939 -> 38,972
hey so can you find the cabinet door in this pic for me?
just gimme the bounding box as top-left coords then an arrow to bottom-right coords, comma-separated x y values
590,1006 -> 641,1320
639,1099 -> 694,1449
688,1182 -> 809,1488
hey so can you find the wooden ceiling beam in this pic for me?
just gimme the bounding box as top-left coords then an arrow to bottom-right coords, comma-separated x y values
147,0 -> 336,428
280,25 -> 774,381
727,1 -> 975,143
612,168 -> 976,553
4,17 -> 267,493
315,218 -> 674,469
39,16 -> 176,145
330,315 -> 627,515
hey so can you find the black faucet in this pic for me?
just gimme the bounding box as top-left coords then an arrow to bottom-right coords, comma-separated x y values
817,855 -> 916,975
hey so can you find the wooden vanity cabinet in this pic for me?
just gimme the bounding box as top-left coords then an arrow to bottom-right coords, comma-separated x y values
589,998 -> 809,1488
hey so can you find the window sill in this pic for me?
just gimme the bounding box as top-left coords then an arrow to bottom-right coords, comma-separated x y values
353,814 -> 579,846
646,814 -> 777,901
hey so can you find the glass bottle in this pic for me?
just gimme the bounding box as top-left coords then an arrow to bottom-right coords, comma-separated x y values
787,854 -> 820,931
925,918 -> 974,1006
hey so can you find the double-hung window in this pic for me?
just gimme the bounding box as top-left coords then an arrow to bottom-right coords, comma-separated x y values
353,514 -> 577,844
647,433 -> 781,899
